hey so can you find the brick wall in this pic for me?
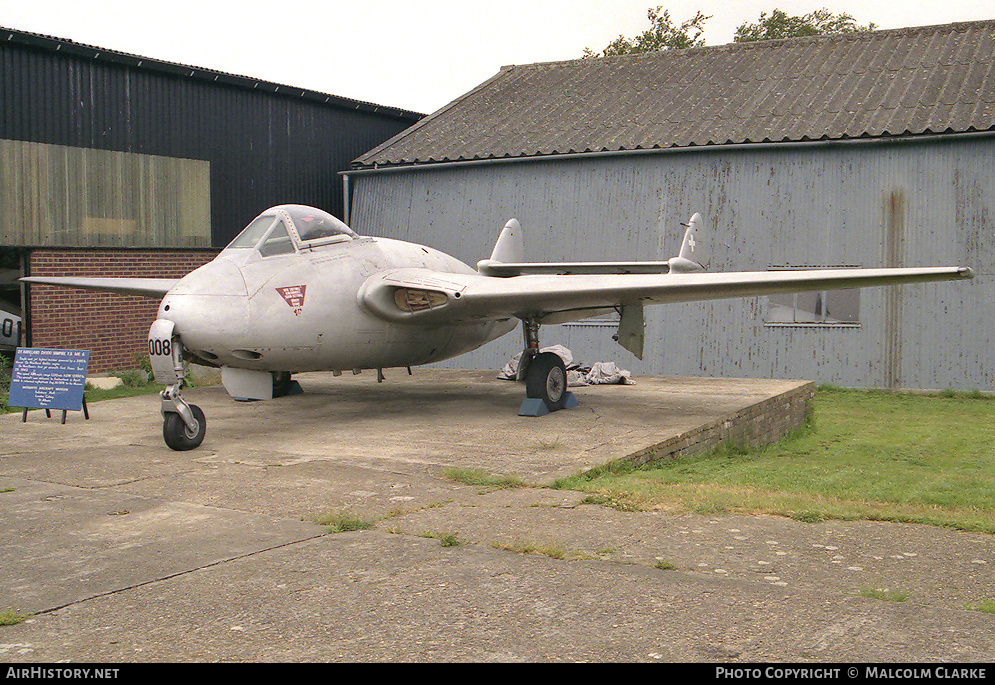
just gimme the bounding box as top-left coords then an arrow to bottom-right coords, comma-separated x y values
27,249 -> 219,374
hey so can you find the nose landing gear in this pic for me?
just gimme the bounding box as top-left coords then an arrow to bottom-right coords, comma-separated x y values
149,319 -> 206,450
161,385 -> 206,450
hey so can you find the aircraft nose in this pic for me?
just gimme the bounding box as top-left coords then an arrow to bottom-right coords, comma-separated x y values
157,257 -> 250,354
167,257 -> 247,297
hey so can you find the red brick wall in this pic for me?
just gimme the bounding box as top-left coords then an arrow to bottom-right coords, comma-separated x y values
27,249 -> 220,374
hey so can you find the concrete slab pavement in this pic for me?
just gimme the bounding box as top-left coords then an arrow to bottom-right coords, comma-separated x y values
1,371 -> 993,662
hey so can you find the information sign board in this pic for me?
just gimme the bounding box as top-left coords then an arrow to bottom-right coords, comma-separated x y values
8,348 -> 90,411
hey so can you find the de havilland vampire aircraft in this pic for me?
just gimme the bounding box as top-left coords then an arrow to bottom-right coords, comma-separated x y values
21,204 -> 974,450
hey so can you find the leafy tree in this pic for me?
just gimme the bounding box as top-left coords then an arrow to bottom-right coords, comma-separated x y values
734,8 -> 876,43
583,7 -> 711,57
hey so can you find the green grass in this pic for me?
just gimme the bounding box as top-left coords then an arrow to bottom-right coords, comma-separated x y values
967,599 -> 995,614
0,609 -> 31,626
419,531 -> 467,547
553,388 -> 995,533
858,587 -> 910,602
313,511 -> 375,534
444,467 -> 528,490
491,539 -> 569,560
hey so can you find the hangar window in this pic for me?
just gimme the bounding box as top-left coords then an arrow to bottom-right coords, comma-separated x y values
764,266 -> 860,328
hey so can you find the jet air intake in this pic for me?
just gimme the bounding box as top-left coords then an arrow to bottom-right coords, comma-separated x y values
394,287 -> 448,312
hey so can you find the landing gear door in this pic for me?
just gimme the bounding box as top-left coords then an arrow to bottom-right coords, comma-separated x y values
148,319 -> 183,385
615,303 -> 645,360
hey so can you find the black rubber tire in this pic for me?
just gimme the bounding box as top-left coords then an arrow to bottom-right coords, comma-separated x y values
272,371 -> 293,397
525,352 -> 568,411
163,404 -> 206,451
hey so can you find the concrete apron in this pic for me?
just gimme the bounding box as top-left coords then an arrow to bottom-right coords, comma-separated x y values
2,371 -> 993,662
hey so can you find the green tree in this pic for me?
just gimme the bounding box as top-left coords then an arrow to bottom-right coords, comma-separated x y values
734,8 -> 876,43
583,7 -> 711,57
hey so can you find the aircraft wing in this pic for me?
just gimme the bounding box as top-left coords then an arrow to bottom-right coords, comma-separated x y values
20,276 -> 178,298
360,266 -> 975,325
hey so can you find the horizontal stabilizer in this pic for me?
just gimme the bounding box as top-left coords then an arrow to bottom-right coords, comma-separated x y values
477,213 -> 705,276
20,276 -> 178,298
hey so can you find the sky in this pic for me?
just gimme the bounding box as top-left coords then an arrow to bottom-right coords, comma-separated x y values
1,0 -> 991,114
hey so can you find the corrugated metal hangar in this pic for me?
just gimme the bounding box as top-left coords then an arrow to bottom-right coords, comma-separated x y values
345,20 -> 995,392
0,26 -> 421,371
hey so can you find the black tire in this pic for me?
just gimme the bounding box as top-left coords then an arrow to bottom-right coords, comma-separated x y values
272,371 -> 293,397
525,352 -> 568,411
163,404 -> 206,451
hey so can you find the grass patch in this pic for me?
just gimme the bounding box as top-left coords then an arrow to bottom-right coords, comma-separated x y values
444,467 -> 528,491
314,511 -> 375,534
0,353 -> 11,414
491,539 -> 569,560
552,388 -> 995,533
858,588 -> 910,602
967,599 -> 995,614
419,531 -> 467,547
0,609 -> 31,626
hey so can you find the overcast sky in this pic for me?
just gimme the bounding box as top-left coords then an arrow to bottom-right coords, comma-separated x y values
1,0 -> 990,114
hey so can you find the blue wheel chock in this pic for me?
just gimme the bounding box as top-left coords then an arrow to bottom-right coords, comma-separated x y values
518,391 -> 578,417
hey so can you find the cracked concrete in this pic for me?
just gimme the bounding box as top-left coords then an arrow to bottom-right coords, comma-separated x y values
1,370 -> 993,662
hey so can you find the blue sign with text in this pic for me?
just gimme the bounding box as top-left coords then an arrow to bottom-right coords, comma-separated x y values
8,348 -> 90,411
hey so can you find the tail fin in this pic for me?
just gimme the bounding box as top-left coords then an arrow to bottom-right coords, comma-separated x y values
478,219 -> 524,274
669,212 -> 706,273
489,218 -> 523,263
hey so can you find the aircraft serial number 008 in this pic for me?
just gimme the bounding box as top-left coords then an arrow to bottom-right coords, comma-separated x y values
149,338 -> 172,357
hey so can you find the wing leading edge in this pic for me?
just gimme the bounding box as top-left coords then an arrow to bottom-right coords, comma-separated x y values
20,276 -> 179,298
360,265 -> 975,326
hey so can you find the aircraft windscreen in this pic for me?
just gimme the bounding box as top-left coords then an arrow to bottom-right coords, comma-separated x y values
285,206 -> 358,242
258,220 -> 296,257
227,215 -> 276,249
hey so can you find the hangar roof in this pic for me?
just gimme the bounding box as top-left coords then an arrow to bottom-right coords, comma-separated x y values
353,20 -> 995,169
0,26 -> 422,121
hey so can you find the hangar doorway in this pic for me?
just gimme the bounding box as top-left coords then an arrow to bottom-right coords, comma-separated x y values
0,248 -> 24,350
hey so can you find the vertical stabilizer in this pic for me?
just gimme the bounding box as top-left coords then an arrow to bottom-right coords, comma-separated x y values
489,219 -> 523,264
669,212 -> 706,273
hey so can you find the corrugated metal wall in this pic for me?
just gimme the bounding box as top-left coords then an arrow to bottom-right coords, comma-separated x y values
1,139 -> 210,247
349,136 -> 993,391
0,34 -> 420,245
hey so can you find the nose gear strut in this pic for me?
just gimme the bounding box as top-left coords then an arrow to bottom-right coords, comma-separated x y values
149,320 -> 206,450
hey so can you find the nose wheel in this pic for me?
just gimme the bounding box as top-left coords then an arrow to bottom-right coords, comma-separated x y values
163,401 -> 206,451
160,384 -> 206,450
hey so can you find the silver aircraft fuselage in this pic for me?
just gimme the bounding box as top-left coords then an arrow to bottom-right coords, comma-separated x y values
157,235 -> 516,374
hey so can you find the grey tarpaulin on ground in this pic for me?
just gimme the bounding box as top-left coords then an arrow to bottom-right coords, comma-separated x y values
497,345 -> 634,386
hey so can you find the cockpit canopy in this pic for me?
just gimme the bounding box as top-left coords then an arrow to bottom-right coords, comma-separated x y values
225,205 -> 358,257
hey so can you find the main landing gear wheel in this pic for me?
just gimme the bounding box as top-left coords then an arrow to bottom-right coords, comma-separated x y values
525,351 -> 568,411
272,371 -> 293,397
163,404 -> 206,451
